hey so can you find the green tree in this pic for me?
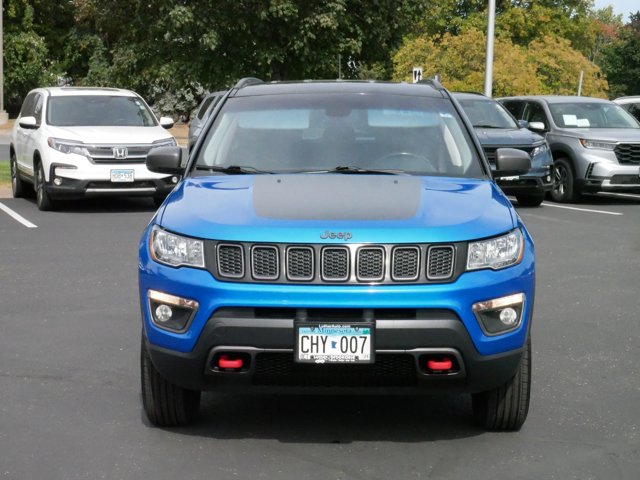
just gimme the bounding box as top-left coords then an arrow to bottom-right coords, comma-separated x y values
392,27 -> 608,98
3,5 -> 57,113
599,12 -> 640,97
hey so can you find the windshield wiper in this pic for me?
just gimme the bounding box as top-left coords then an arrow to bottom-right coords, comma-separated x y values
299,165 -> 410,175
473,124 -> 505,129
195,165 -> 273,175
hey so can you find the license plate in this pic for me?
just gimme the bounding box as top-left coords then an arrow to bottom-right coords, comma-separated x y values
501,175 -> 520,181
295,323 -> 374,364
110,169 -> 134,182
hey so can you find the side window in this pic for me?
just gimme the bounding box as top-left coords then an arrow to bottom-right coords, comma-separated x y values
197,97 -> 215,120
33,94 -> 44,124
19,93 -> 37,118
503,101 -> 524,120
627,104 -> 640,123
524,102 -> 548,129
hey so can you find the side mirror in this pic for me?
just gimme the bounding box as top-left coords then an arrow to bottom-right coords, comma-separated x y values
19,116 -> 38,129
147,146 -> 183,174
494,148 -> 531,177
528,121 -> 545,132
517,120 -> 528,129
159,117 -> 175,129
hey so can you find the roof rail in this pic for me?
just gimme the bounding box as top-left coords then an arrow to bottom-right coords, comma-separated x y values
234,77 -> 264,89
417,77 -> 445,92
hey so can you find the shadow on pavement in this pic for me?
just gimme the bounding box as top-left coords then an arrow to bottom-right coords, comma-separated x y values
22,195 -> 159,214
166,393 -> 485,443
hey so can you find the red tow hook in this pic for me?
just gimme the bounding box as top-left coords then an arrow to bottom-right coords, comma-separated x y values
427,358 -> 453,372
218,355 -> 244,370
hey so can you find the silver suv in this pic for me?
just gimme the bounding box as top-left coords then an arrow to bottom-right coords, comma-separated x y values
499,95 -> 640,202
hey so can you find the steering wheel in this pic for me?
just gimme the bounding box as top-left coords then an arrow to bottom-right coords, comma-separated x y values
374,152 -> 436,171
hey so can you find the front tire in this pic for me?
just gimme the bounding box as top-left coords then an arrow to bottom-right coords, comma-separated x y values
472,339 -> 531,431
35,162 -> 56,211
549,158 -> 580,203
515,193 -> 544,207
141,337 -> 201,427
10,153 -> 26,198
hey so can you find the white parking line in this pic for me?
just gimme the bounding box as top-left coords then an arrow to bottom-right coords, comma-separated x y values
541,202 -> 623,216
0,202 -> 38,228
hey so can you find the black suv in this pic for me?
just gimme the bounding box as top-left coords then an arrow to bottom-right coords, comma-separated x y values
454,93 -> 554,206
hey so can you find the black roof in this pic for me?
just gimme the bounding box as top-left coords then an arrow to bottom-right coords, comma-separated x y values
230,80 -> 446,98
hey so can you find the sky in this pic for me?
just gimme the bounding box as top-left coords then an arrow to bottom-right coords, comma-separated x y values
593,0 -> 638,21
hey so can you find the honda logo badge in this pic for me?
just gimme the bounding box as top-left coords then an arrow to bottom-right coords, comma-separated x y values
113,147 -> 128,159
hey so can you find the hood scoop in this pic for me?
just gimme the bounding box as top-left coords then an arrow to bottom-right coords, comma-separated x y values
253,175 -> 420,221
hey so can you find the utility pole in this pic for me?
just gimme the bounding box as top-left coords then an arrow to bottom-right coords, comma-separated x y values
484,0 -> 496,98
0,2 -> 8,124
577,70 -> 584,96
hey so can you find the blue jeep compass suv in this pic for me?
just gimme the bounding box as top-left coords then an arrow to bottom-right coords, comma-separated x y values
139,78 -> 535,430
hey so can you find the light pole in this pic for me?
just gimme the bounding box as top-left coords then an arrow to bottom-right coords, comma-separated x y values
0,1 -> 7,124
484,0 -> 496,98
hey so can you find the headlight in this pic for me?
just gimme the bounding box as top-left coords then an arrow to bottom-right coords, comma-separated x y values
579,139 -> 616,150
150,226 -> 205,268
153,137 -> 178,147
530,143 -> 548,158
47,137 -> 88,156
467,228 -> 524,271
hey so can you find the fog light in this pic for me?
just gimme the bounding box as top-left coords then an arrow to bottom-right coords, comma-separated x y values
546,175 -> 551,182
53,177 -> 63,186
472,293 -> 525,335
171,176 -> 179,184
154,304 -> 173,323
499,307 -> 518,326
148,289 -> 198,332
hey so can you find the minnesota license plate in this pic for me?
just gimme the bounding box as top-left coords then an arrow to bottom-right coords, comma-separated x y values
295,323 -> 374,364
110,169 -> 134,182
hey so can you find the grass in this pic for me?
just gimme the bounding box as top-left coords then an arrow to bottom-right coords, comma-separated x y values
0,162 -> 10,188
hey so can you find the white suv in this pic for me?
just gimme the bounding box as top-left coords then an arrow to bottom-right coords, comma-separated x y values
10,87 -> 178,210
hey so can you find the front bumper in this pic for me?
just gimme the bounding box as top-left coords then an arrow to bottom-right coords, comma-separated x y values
46,163 -> 176,199
578,162 -> 640,193
138,226 -> 535,393
497,173 -> 554,196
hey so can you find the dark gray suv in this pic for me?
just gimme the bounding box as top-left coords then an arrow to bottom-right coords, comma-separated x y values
455,93 -> 553,207
500,95 -> 640,202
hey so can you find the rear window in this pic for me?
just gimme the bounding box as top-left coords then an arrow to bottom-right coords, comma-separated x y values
195,93 -> 484,178
47,95 -> 157,127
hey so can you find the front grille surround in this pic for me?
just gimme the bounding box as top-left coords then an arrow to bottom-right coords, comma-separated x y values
86,144 -> 154,164
206,241 -> 464,285
427,246 -> 455,280
614,143 -> 640,165
251,245 -> 279,280
217,244 -> 245,279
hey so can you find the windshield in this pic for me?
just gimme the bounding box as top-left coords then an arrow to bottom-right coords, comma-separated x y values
548,102 -> 640,129
457,97 -> 518,129
194,93 -> 483,178
47,95 -> 157,127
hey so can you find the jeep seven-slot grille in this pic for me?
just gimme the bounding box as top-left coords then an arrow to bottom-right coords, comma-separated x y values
614,143 -> 640,165
206,241 -> 461,285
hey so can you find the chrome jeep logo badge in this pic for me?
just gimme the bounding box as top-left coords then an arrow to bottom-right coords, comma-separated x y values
320,230 -> 352,240
113,147 -> 128,159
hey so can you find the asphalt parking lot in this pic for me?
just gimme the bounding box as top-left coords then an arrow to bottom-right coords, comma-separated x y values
0,193 -> 639,479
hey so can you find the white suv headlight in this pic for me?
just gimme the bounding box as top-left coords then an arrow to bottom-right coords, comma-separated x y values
47,137 -> 88,156
467,228 -> 524,271
150,226 -> 205,268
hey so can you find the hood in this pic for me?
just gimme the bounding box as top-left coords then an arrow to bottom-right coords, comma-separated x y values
555,128 -> 640,142
158,175 -> 516,244
474,127 -> 544,146
47,125 -> 173,145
